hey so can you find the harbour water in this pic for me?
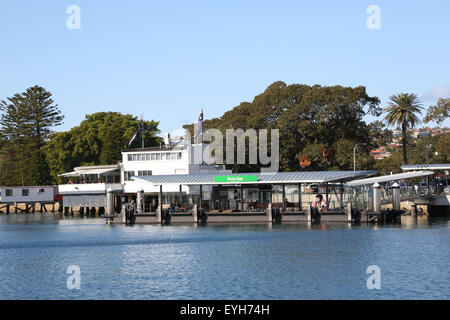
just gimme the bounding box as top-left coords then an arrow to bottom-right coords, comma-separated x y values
0,214 -> 449,300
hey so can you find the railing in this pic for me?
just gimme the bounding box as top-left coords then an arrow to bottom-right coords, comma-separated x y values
58,183 -> 123,193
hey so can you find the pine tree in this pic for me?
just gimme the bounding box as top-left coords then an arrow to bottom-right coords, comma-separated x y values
0,86 -> 63,186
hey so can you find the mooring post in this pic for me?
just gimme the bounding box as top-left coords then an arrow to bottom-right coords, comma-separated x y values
372,182 -> 381,212
157,185 -> 163,224
392,182 -> 400,211
121,197 -> 127,224
136,188 -> 144,214
266,203 -> 273,222
192,204 -> 198,223
106,187 -> 114,217
306,203 -> 312,223
347,202 -> 352,223
411,203 -> 417,218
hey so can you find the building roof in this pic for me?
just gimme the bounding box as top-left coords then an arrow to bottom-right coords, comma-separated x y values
122,145 -> 187,153
346,171 -> 434,187
133,170 -> 377,186
401,164 -> 450,171
59,165 -> 120,177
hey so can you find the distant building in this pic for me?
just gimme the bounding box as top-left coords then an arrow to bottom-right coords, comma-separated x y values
370,146 -> 391,160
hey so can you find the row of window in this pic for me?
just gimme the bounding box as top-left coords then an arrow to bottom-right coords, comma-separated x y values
3,189 -> 45,197
124,170 -> 152,181
127,152 -> 182,162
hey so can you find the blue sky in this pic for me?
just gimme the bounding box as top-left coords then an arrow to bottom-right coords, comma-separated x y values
0,0 -> 449,136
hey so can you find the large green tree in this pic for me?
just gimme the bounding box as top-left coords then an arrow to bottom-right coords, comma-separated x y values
185,81 -> 381,172
383,93 -> 423,165
424,97 -> 449,125
45,112 -> 161,183
0,86 -> 63,186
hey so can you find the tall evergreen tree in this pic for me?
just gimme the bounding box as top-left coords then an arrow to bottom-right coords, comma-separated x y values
0,86 -> 63,186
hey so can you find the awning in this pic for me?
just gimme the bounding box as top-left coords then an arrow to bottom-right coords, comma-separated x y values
401,164 -> 450,171
133,170 -> 377,186
59,167 -> 119,177
346,171 -> 434,187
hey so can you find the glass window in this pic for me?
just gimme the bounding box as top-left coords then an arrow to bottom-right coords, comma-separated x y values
124,171 -> 135,181
22,189 -> 29,196
151,154 -> 156,160
156,153 -> 160,160
5,189 -> 12,197
145,154 -> 151,161
170,153 -> 176,160
128,154 -> 132,161
177,152 -> 182,160
161,153 -> 166,160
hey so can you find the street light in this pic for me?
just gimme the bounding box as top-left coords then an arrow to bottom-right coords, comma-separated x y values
353,143 -> 367,171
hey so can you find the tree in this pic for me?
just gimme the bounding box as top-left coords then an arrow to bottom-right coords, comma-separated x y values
383,93 -> 424,165
435,133 -> 449,162
424,98 -> 449,125
0,86 -> 63,186
45,112 -> 161,183
184,82 -> 380,172
374,151 -> 404,175
99,125 -> 123,165
368,120 -> 392,147
22,86 -> 64,147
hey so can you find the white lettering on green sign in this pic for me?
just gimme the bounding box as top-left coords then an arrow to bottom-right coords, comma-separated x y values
213,175 -> 258,183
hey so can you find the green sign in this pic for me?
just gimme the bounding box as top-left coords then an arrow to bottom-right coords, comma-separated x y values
213,175 -> 258,183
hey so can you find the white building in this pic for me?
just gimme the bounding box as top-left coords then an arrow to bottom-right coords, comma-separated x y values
0,186 -> 56,204
57,138 -> 231,210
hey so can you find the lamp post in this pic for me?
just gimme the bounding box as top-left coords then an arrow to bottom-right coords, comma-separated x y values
353,143 -> 367,171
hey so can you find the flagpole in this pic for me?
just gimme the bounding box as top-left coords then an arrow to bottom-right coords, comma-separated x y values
141,113 -> 144,149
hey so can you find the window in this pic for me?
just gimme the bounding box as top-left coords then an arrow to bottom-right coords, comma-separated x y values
5,189 -> 12,197
151,154 -> 156,160
137,170 -> 152,176
124,171 -> 135,181
22,189 -> 29,196
145,154 -> 151,161
170,153 -> 176,160
160,153 -> 166,160
177,152 -> 182,160
128,154 -> 132,161
38,188 -> 45,193
156,153 -> 161,160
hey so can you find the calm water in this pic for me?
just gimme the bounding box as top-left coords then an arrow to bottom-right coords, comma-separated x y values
0,213 -> 449,300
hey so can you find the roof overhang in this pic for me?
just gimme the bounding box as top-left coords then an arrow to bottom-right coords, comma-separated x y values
346,170 -> 434,187
132,170 -> 377,186
59,167 -> 119,177
401,164 -> 450,171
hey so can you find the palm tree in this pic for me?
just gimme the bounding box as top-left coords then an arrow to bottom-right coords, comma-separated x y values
384,93 -> 424,165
